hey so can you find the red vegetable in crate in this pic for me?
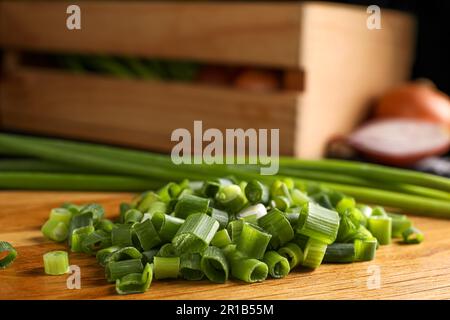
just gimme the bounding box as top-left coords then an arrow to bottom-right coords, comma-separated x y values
196,65 -> 236,86
347,119 -> 450,166
233,69 -> 280,92
374,82 -> 450,128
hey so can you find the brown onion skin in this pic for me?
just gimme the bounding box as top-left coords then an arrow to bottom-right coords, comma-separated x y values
375,82 -> 450,128
233,69 -> 280,92
196,65 -> 237,86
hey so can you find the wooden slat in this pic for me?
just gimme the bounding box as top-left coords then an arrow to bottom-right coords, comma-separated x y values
0,1 -> 302,68
0,67 -> 299,155
1,191 -> 450,299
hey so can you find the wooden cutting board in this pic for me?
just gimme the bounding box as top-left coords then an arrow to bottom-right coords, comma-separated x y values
1,191 -> 450,300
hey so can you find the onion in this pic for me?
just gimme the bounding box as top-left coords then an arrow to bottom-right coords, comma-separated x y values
347,119 -> 450,166
374,81 -> 450,127
233,69 -> 280,92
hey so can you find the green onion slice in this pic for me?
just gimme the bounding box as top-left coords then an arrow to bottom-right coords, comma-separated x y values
302,238 -> 327,269
174,194 -> 210,219
180,253 -> 204,281
258,208 -> 294,249
0,241 -> 17,269
41,219 -> 69,242
43,250 -> 69,275
132,219 -> 161,251
211,229 -> 232,248
49,208 -> 72,224
115,263 -> 153,295
71,225 -> 95,253
278,242 -> 304,270
172,213 -> 219,255
402,227 -> 424,244
236,222 -> 272,259
296,203 -> 340,245
368,216 -> 392,245
323,243 -> 355,263
245,180 -> 269,205
263,251 -> 290,278
153,256 -> 180,279
354,238 -> 378,261
106,259 -> 144,282
231,258 -> 268,283
200,246 -> 229,283
112,224 -> 133,247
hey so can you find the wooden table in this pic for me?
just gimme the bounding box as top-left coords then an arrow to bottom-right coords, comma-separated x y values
1,191 -> 450,300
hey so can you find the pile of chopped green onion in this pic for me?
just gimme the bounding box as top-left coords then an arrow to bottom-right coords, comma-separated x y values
41,178 -> 423,295
1,133 -> 449,218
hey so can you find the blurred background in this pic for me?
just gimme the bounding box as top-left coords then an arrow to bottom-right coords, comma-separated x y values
0,0 -> 449,175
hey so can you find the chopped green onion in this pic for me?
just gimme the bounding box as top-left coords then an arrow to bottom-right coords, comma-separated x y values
68,212 -> 93,245
136,192 -> 160,213
71,225 -> 95,252
174,194 -> 210,219
119,203 -> 132,223
237,204 -> 267,221
103,246 -> 142,266
278,242 -> 304,269
388,213 -> 412,238
290,189 -> 310,207
323,243 -> 355,263
0,241 -> 17,269
210,208 -> 229,230
245,180 -> 269,204
296,203 -> 339,245
41,219 -> 69,242
263,251 -> 290,278
172,213 -> 219,254
368,216 -> 392,245
236,222 -> 272,259
158,182 -> 182,203
142,249 -> 159,264
402,227 -> 424,244
180,253 -> 204,280
116,263 -> 153,295
62,202 -> 82,215
132,219 -> 161,251
211,229 -> 232,248
201,246 -> 229,283
153,256 -> 180,279
79,203 -> 104,223
43,251 -> 69,275
96,246 -> 122,266
97,219 -> 115,233
302,238 -> 327,269
271,196 -> 291,212
293,233 -> 309,251
147,201 -> 167,215
156,214 -> 184,242
49,208 -> 72,224
106,259 -> 144,282
157,243 -> 177,257
200,180 -> 222,198
227,220 -> 244,243
124,209 -> 143,224
230,258 -> 268,283
215,185 -> 247,214
81,229 -> 111,253
371,206 -> 387,217
258,208 -> 294,249
354,238 -> 378,261
112,224 -> 133,247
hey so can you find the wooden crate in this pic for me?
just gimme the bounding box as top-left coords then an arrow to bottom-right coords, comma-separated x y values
0,1 -> 416,158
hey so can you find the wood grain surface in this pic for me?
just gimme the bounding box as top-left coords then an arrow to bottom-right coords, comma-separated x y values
1,191 -> 449,300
